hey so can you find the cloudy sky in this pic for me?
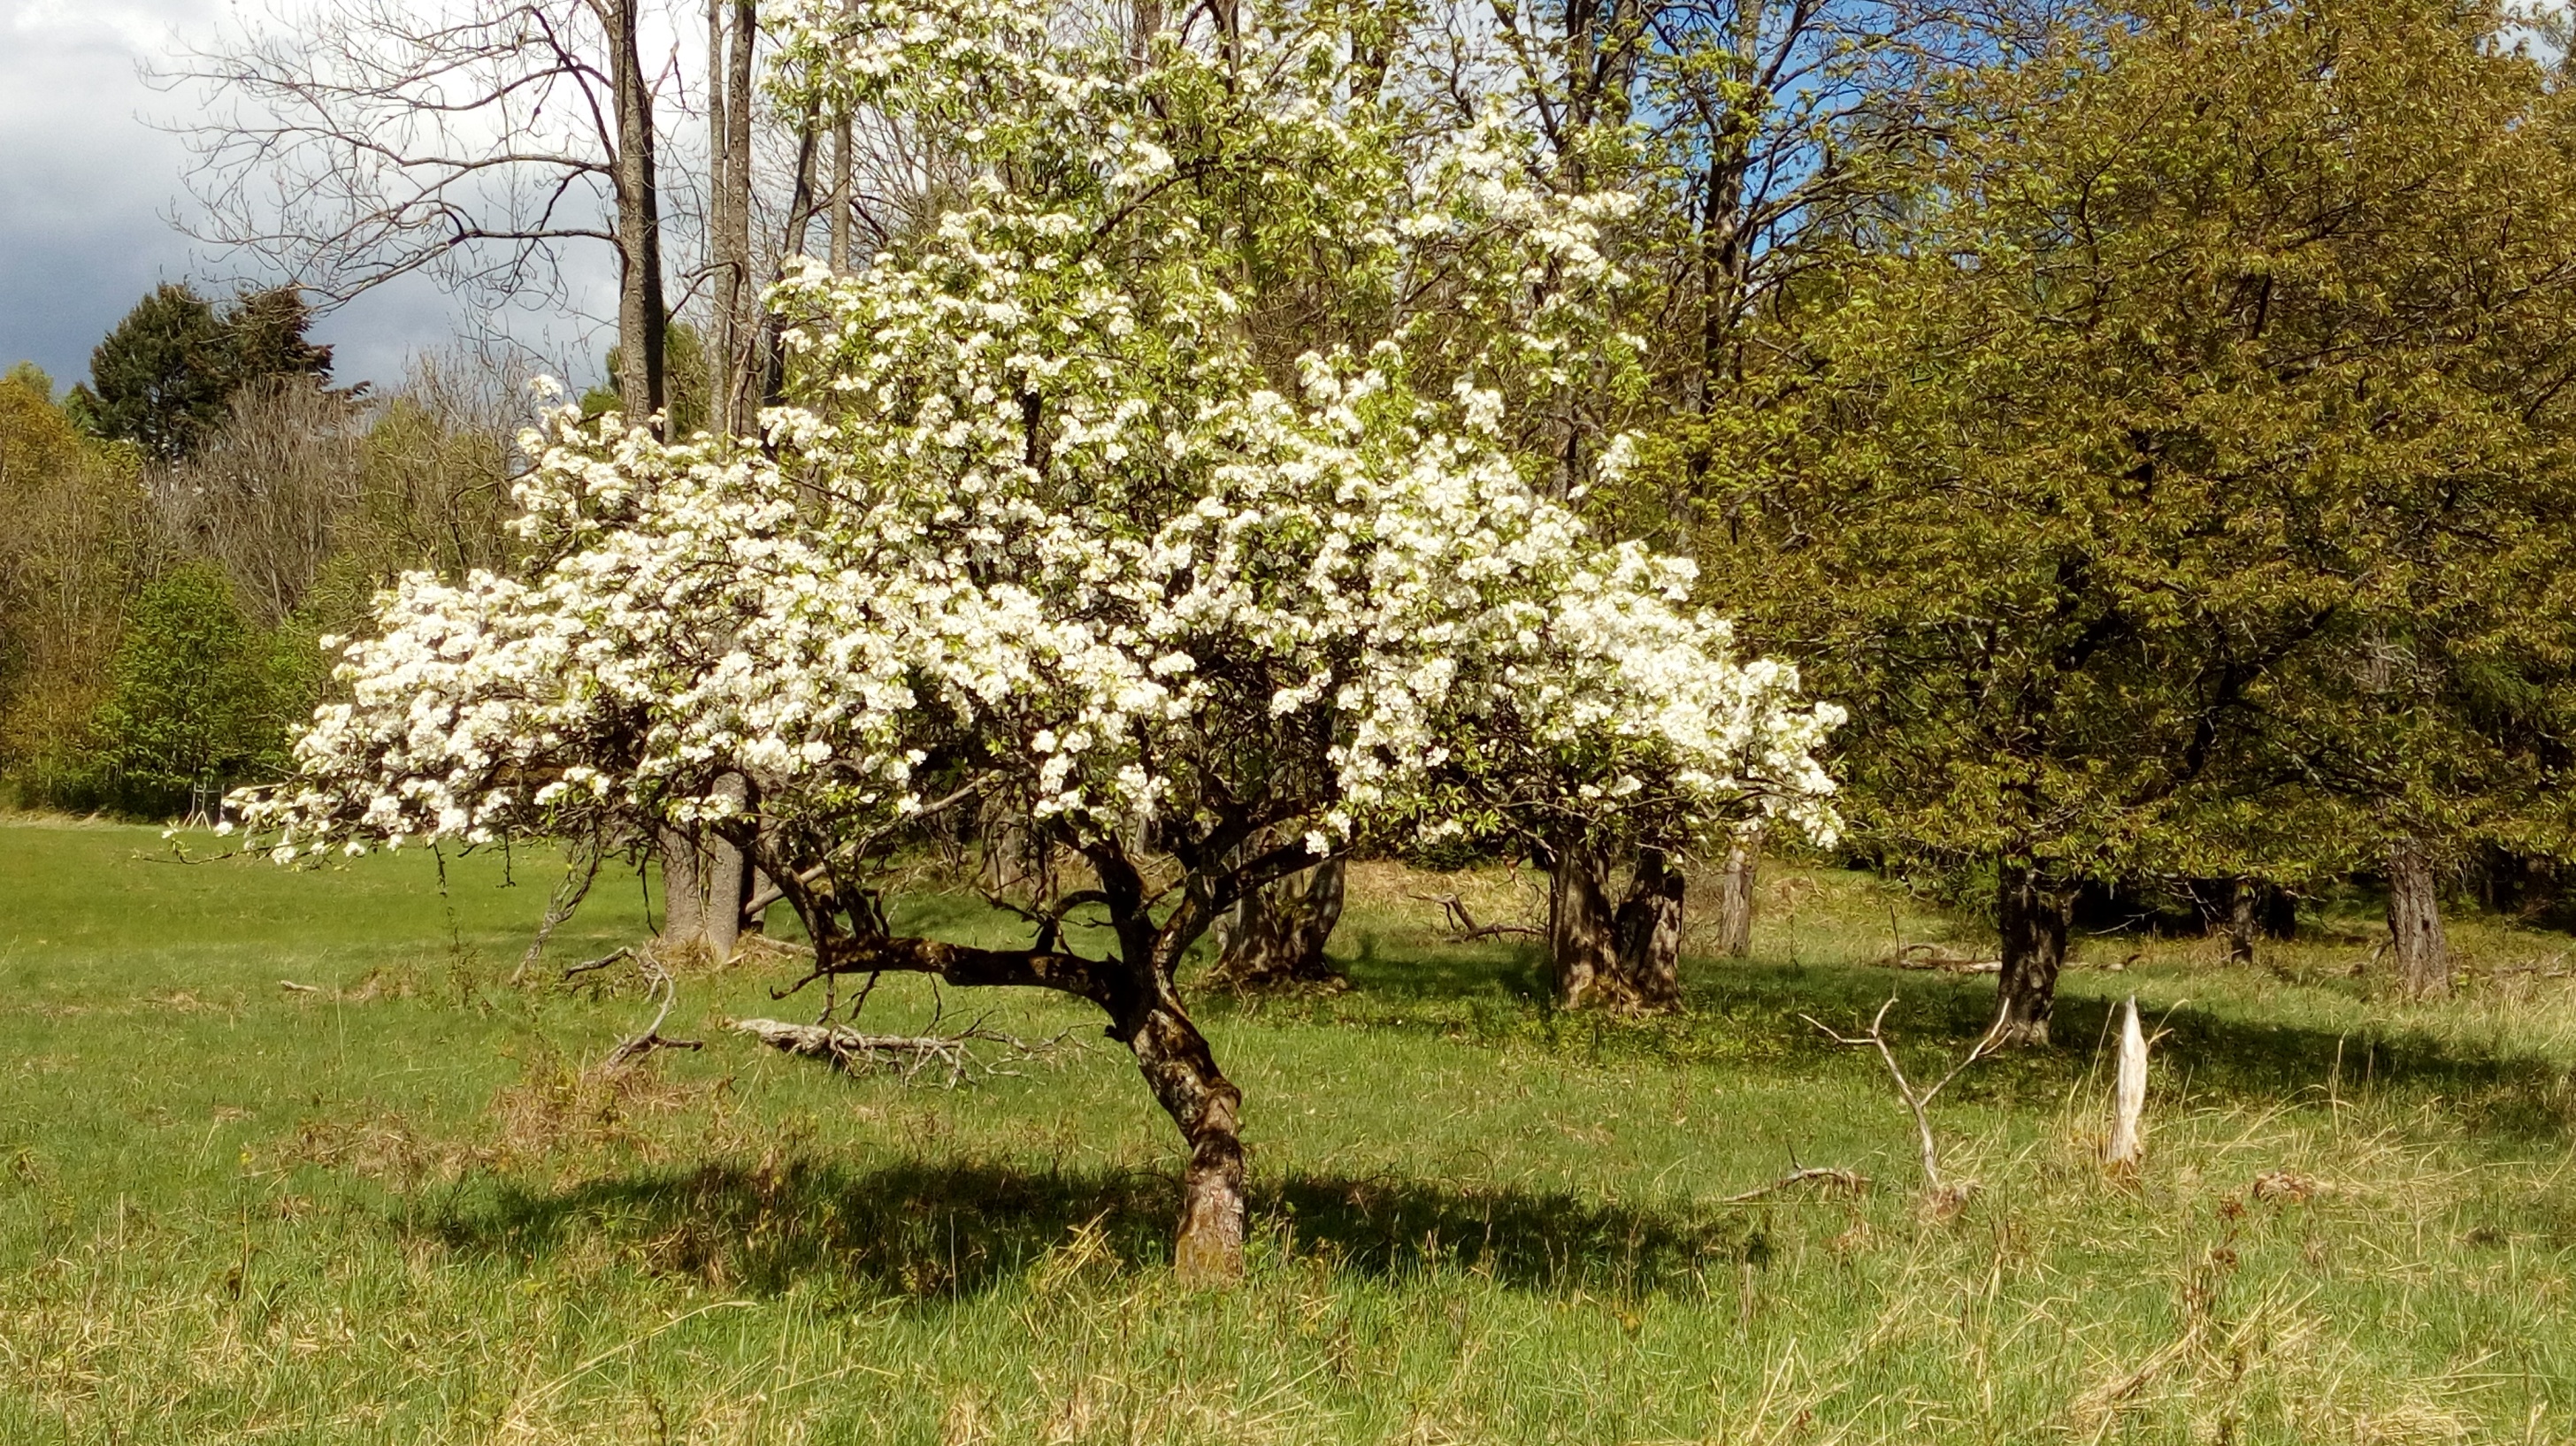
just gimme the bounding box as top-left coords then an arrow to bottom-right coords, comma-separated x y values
0,0 -> 606,396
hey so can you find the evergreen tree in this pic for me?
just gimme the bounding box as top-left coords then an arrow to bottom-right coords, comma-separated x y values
70,284 -> 232,462
70,283 -> 338,462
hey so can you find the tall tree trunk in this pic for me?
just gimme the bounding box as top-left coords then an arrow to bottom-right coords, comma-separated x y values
1714,829 -> 1758,957
828,108 -> 853,272
2387,835 -> 2450,1000
1548,838 -> 1622,1008
1996,861 -> 2067,1045
658,823 -> 704,944
608,0 -> 665,428
709,0 -> 757,435
1123,988 -> 1244,1279
1614,847 -> 1685,1010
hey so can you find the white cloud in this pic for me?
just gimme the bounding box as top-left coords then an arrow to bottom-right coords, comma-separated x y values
0,0 -> 610,394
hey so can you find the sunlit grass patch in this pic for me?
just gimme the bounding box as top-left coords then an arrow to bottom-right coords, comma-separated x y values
2,821 -> 2571,1442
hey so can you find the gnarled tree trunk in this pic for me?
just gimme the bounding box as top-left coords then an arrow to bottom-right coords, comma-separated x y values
2386,836 -> 2449,1000
1208,856 -> 1346,990
1124,991 -> 1246,1279
1614,847 -> 1685,1010
1996,861 -> 2067,1045
1548,838 -> 1623,1008
1714,829 -> 1759,957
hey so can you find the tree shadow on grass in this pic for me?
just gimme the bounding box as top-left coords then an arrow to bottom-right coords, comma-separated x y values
413,1156 -> 1766,1304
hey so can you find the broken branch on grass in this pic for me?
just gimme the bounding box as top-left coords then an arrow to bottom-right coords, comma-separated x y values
1409,891 -> 1543,942
732,1016 -> 1079,1088
1801,996 -> 2007,1196
1875,942 -> 2000,974
561,946 -> 635,981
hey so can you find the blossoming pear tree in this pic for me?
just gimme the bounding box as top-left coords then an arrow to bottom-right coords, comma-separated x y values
241,0 -> 1842,1277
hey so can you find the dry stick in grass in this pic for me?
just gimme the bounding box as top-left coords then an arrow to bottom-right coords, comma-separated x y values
592,952 -> 703,1069
1723,1167 -> 1871,1203
733,1017 -> 1077,1087
1410,891 -> 1545,942
1801,996 -> 2009,1197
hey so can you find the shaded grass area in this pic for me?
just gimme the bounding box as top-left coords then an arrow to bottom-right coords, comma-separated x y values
4,819 -> 2575,1442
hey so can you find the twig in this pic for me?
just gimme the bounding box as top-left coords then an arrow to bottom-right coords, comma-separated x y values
1801,996 -> 2008,1195
1724,1167 -> 1870,1203
278,979 -> 319,993
512,836 -> 604,984
561,946 -> 635,981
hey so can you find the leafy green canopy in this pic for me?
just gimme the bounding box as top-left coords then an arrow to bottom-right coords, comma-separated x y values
1708,0 -> 2576,894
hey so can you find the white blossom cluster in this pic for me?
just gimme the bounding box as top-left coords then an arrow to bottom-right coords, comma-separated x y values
238,0 -> 1840,866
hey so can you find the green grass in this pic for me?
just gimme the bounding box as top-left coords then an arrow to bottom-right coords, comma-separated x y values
4,820 -> 2574,1442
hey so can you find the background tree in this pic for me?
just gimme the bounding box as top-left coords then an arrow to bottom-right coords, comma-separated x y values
89,562 -> 288,817
1705,0 -> 2576,1037
0,368 -> 148,807
67,283 -> 338,463
167,0 -> 673,424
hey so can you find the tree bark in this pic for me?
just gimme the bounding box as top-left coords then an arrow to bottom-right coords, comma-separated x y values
1996,861 -> 2067,1045
2223,876 -> 2259,965
608,0 -> 666,428
2387,835 -> 2450,1000
1714,829 -> 1758,957
1548,838 -> 1623,1008
658,823 -> 704,944
1208,856 -> 1346,990
828,108 -> 853,272
1125,992 -> 1246,1279
708,0 -> 757,435
657,777 -> 746,961
1614,847 -> 1685,1010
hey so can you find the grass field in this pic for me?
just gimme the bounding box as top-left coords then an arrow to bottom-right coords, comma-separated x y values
4,816 -> 2575,1443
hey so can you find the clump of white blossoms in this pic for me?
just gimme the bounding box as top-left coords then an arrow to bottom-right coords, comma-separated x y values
240,0 -> 1842,1277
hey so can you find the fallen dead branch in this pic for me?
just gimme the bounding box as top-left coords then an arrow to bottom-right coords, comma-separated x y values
597,952 -> 702,1069
733,1016 -> 1078,1087
1723,1167 -> 1870,1203
1875,942 -> 2000,974
1409,891 -> 1543,942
